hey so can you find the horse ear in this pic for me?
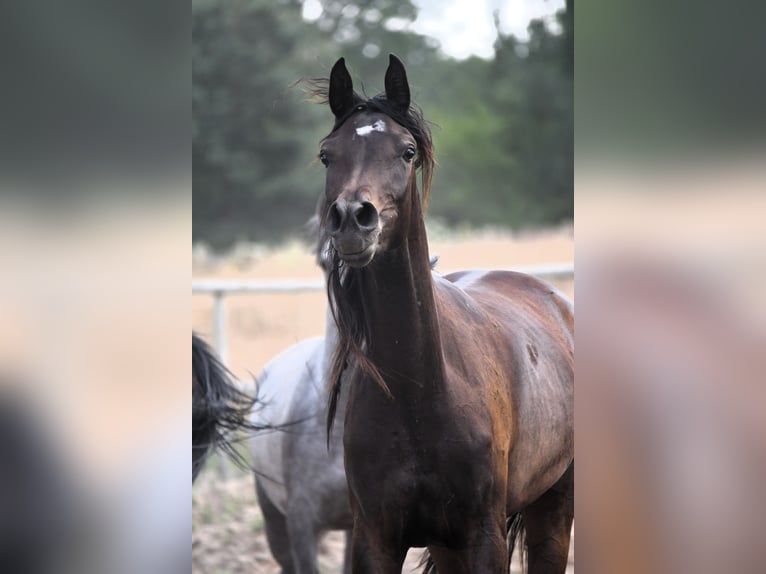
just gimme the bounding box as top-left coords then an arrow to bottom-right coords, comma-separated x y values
384,54 -> 410,113
329,57 -> 355,119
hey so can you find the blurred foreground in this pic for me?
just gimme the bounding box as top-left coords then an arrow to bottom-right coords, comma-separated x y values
576,161 -> 766,574
0,196 -> 189,574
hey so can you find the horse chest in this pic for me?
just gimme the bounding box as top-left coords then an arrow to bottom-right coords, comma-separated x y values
344,402 -> 495,544
347,448 -> 492,547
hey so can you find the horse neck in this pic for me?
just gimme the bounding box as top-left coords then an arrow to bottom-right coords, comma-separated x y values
358,184 -> 446,393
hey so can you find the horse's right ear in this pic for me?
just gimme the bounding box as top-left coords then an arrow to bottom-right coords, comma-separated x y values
384,54 -> 410,114
329,58 -> 354,119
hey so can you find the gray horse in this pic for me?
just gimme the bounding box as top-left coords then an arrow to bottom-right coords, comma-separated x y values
249,308 -> 353,574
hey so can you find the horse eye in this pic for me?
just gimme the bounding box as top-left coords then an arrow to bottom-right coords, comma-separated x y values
403,146 -> 416,162
319,151 -> 329,166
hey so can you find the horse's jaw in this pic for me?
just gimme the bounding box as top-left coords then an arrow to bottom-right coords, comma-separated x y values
333,243 -> 377,268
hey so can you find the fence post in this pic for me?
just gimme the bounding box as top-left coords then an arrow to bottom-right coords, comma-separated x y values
212,290 -> 227,364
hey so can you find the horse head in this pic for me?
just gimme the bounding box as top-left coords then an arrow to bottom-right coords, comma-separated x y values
319,55 -> 433,269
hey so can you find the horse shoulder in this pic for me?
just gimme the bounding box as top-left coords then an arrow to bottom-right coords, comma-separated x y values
435,270 -> 574,399
254,336 -> 324,409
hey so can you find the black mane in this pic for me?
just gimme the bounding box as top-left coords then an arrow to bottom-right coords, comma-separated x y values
307,65 -> 437,442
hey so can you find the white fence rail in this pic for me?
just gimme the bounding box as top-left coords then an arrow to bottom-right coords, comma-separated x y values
193,262 -> 574,363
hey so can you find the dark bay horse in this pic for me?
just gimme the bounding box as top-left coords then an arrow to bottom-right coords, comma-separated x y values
249,220 -> 438,574
192,332 -> 259,482
316,56 -> 574,573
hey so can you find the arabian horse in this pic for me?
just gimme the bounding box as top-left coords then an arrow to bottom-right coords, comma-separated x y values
316,56 -> 574,573
192,332 -> 258,482
250,219 -> 437,574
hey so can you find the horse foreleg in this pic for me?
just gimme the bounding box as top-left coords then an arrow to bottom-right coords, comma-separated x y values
521,461 -> 574,574
285,504 -> 320,574
427,515 -> 509,574
350,523 -> 407,574
343,529 -> 353,574
256,479 -> 296,574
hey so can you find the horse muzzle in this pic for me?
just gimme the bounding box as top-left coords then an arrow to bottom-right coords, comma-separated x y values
326,199 -> 381,267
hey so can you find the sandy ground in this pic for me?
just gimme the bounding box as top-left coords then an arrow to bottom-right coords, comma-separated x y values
192,227 -> 574,573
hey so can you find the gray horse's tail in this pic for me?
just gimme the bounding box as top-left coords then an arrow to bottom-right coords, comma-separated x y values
418,513 -> 526,573
192,332 -> 262,481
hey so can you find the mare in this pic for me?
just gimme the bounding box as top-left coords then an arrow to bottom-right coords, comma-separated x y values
317,55 -> 575,573
249,224 -> 438,574
192,332 -> 258,482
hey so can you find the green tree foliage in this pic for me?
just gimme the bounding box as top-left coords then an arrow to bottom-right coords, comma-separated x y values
425,10 -> 572,229
193,0 -> 331,247
193,0 -> 573,248
490,12 -> 573,226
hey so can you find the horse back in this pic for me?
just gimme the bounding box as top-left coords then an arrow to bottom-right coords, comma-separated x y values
439,269 -> 572,357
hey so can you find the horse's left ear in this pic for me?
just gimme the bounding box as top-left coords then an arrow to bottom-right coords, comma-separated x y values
384,54 -> 410,113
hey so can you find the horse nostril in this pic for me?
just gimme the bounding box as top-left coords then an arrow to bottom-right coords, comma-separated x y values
354,201 -> 379,230
327,202 -> 345,234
